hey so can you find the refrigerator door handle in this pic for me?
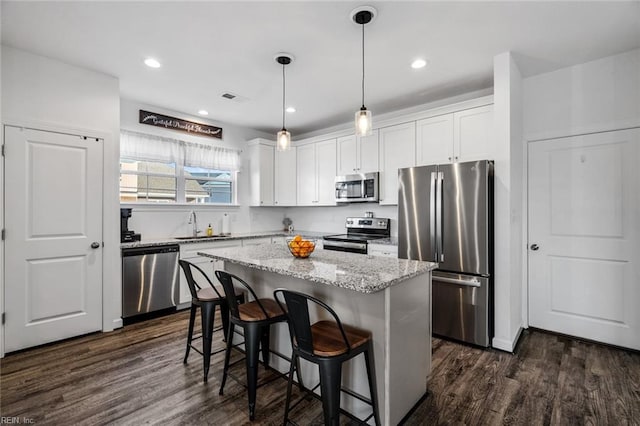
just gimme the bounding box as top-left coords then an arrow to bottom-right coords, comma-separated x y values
430,171 -> 437,260
436,171 -> 444,262
435,276 -> 482,287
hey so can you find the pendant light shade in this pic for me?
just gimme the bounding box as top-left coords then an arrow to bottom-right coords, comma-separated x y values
352,7 -> 376,137
275,54 -> 293,151
276,128 -> 291,151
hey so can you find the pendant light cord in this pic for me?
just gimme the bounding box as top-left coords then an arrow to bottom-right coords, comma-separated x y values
282,63 -> 286,129
361,22 -> 365,108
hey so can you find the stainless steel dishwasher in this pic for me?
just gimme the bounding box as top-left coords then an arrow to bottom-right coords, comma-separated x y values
121,245 -> 180,319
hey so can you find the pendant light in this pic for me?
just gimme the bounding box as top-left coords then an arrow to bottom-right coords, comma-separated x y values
352,6 -> 376,137
275,54 -> 293,151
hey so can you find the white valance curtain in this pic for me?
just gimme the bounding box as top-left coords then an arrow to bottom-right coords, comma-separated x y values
120,130 -> 240,171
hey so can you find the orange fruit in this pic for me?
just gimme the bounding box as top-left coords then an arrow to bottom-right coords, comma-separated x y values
293,235 -> 302,242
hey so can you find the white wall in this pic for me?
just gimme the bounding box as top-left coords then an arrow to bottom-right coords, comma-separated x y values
120,98 -> 284,239
492,52 -> 524,352
285,204 -> 398,235
1,46 -> 121,344
523,49 -> 640,141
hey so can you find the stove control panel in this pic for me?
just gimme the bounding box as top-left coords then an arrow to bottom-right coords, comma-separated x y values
345,217 -> 390,230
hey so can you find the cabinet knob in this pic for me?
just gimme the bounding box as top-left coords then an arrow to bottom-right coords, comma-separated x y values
448,157 -> 452,161
455,156 -> 459,160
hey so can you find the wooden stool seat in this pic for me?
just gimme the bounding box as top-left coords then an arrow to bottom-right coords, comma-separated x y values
239,299 -> 285,322
195,286 -> 224,301
310,320 -> 371,357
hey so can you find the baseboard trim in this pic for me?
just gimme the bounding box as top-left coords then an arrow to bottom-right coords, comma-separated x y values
492,326 -> 523,353
112,318 -> 123,330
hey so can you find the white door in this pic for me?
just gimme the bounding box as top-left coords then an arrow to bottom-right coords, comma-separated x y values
4,126 -> 103,352
528,128 -> 640,350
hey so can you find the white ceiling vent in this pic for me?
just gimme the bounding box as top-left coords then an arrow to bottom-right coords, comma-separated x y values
220,92 -> 249,102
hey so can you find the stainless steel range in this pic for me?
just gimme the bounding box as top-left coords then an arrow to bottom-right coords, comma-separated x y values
323,217 -> 390,254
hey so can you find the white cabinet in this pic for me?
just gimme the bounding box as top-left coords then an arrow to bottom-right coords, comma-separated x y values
336,130 -> 379,175
274,147 -> 297,206
368,244 -> 398,258
379,122 -> 416,205
248,140 -> 274,206
416,114 -> 454,166
454,104 -> 493,163
296,139 -> 337,206
416,105 -> 493,166
178,240 -> 242,305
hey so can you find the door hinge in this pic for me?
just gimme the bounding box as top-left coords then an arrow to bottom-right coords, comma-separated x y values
1,229 -> 4,240
2,313 -> 5,325
2,144 -> 5,156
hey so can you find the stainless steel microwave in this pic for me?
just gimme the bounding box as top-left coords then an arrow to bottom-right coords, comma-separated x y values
335,172 -> 379,203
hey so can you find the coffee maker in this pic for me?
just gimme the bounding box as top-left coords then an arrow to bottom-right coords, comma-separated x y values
121,208 -> 141,243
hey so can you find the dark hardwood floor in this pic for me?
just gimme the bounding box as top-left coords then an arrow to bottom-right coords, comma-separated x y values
1,309 -> 638,425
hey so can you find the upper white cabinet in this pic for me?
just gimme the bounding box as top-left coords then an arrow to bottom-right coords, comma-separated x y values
379,122 -> 416,205
248,139 -> 274,206
336,130 -> 379,175
416,114 -> 454,165
416,105 -> 493,166
296,138 -> 337,206
454,104 -> 493,163
274,147 -> 297,206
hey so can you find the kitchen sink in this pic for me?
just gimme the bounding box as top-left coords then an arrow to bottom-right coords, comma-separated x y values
174,235 -> 230,240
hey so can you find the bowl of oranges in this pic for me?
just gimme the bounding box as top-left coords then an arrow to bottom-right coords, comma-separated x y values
286,235 -> 316,258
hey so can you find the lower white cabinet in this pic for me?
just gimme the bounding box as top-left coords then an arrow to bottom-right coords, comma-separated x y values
178,240 -> 242,305
368,244 -> 398,258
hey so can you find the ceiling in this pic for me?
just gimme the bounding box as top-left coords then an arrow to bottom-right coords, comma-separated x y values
2,1 -> 639,137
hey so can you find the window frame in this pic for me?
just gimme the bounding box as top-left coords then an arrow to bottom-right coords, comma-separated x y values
119,155 -> 238,206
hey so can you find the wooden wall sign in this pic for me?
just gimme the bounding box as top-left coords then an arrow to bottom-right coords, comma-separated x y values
139,110 -> 223,139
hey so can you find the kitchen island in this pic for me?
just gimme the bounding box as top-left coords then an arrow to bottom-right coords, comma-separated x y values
198,243 -> 437,425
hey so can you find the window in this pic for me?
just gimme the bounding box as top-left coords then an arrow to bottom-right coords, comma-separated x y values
119,130 -> 239,204
120,159 -> 177,203
184,166 -> 233,204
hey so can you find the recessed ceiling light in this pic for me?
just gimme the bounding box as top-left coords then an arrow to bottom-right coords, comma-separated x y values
144,58 -> 161,68
411,59 -> 428,69
286,106 -> 296,113
198,110 -> 209,116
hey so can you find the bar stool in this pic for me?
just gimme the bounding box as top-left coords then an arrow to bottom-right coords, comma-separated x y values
178,260 -> 245,383
215,270 -> 289,421
273,289 -> 381,426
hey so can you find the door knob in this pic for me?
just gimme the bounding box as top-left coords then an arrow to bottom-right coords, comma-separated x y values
530,244 -> 539,251
91,242 -> 100,249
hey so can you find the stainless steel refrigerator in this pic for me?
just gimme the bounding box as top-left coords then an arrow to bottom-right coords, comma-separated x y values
398,160 -> 493,347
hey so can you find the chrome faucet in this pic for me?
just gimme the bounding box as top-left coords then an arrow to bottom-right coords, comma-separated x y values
188,210 -> 201,237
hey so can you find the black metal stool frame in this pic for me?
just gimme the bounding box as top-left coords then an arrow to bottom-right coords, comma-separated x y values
179,260 -> 245,382
216,270 -> 299,421
274,288 -> 381,426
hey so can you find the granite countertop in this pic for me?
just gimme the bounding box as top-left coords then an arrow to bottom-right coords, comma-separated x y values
198,243 -> 436,294
120,230 -> 329,249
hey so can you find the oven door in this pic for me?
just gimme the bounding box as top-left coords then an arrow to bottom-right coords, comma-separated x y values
323,239 -> 368,254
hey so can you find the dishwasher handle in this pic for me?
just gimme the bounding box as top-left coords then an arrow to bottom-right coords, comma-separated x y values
122,244 -> 180,257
